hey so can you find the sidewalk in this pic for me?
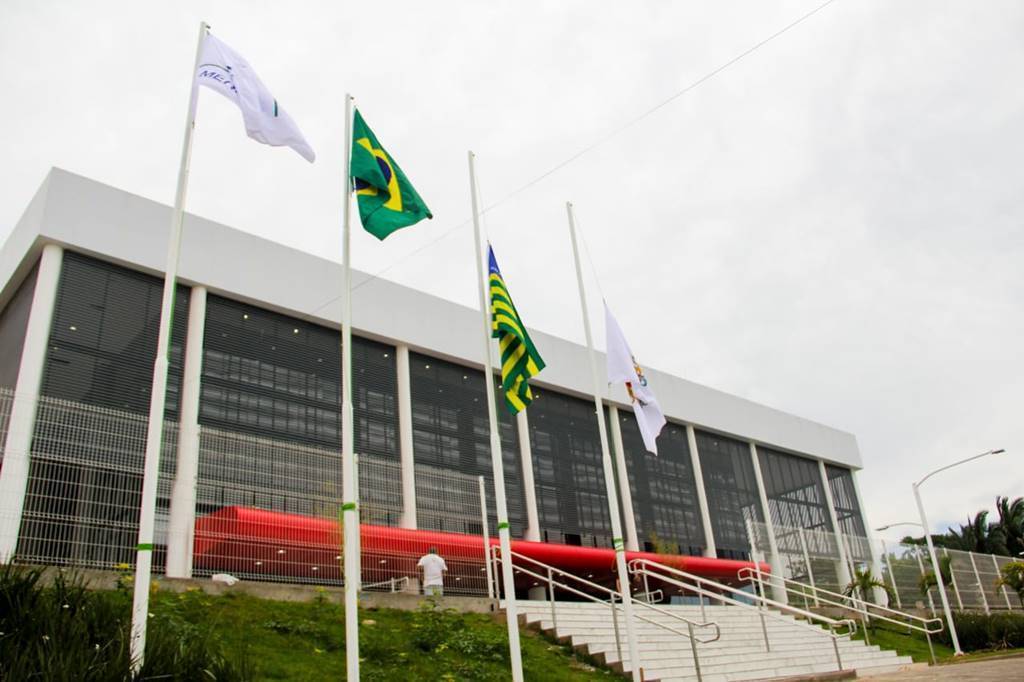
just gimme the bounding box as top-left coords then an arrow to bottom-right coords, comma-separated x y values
864,655 -> 1024,680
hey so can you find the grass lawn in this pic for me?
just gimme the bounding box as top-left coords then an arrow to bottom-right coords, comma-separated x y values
152,588 -> 619,680
853,623 -> 1024,666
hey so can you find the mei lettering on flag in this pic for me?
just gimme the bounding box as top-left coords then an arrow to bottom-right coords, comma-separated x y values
196,33 -> 315,162
605,303 -> 665,455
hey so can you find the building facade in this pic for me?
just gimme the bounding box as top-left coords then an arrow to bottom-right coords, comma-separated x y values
0,169 -> 877,593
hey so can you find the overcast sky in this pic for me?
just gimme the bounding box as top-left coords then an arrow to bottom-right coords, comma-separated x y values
1,0 -> 1021,543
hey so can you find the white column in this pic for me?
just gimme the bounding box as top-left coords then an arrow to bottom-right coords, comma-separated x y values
818,460 -> 852,589
0,243 -> 63,562
165,285 -> 207,578
850,470 -> 888,605
516,410 -> 540,542
609,406 -> 639,552
685,425 -> 716,558
749,442 -> 787,604
396,345 -> 417,529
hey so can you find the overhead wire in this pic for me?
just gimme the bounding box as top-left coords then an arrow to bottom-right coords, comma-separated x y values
301,0 -> 841,322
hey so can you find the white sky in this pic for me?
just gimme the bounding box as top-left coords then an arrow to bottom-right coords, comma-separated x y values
1,0 -> 1021,542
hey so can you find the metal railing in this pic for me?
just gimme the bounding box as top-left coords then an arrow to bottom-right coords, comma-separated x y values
738,566 -> 943,664
490,546 -> 720,681
630,559 -> 856,673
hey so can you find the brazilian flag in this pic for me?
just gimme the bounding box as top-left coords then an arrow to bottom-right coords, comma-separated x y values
489,246 -> 546,414
350,109 -> 432,239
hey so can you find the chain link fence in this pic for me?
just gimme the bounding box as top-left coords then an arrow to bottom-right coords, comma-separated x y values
5,394 -> 492,596
750,520 -> 1022,612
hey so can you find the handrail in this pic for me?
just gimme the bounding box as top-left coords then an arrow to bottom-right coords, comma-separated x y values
490,546 -> 720,681
738,567 -> 943,634
737,566 -> 943,664
630,558 -> 856,673
363,576 -> 410,593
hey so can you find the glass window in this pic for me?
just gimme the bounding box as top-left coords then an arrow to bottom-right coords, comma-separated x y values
695,430 -> 762,560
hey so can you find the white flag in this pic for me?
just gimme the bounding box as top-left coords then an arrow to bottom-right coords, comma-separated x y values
605,303 -> 666,455
196,33 -> 315,162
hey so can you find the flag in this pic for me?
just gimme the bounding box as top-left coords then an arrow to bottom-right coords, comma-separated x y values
605,303 -> 665,454
489,246 -> 545,414
350,110 -> 432,240
196,33 -> 315,162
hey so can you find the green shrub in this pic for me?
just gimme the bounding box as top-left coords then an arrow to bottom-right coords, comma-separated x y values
933,611 -> 1024,652
0,564 -> 250,680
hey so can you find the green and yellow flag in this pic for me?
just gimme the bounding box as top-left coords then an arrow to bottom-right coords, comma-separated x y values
489,245 -> 545,414
350,109 -> 432,239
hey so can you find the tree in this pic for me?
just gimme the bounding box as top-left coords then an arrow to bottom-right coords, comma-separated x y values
918,554 -> 953,598
995,496 -> 1024,558
996,560 -> 1024,608
843,567 -> 894,606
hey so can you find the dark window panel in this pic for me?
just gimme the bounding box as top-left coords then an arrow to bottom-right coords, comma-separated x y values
618,415 -> 705,556
825,464 -> 866,537
409,353 -> 524,537
757,446 -> 833,534
0,260 -> 39,390
695,430 -> 762,560
528,388 -> 612,548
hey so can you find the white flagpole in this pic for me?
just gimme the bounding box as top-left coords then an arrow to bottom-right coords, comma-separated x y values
468,151 -> 525,682
566,202 -> 643,681
340,92 -> 361,681
129,20 -> 208,671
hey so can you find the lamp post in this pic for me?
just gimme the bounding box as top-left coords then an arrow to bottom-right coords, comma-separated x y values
912,448 -> 1006,656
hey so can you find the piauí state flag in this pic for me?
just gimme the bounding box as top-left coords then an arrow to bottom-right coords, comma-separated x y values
196,33 -> 315,162
605,303 -> 666,455
489,246 -> 545,414
350,110 -> 432,240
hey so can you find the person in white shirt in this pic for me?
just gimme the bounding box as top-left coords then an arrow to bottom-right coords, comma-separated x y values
417,546 -> 448,597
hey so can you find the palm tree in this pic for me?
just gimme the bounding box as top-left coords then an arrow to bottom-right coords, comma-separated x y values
843,567 -> 894,605
995,496 -> 1024,557
919,554 -> 953,598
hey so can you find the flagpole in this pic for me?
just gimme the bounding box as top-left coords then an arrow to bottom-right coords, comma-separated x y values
468,151 -> 524,682
340,92 -> 361,681
128,20 -> 208,671
566,202 -> 643,681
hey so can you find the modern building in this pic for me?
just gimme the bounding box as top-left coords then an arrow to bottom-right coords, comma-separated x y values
0,169 -> 878,594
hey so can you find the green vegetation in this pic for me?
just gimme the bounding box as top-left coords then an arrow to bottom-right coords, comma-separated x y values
997,560 -> 1024,607
902,495 -> 1024,556
855,612 -> 1024,664
851,624 -> 954,663
842,567 -> 894,605
934,612 -> 1024,653
0,564 -> 615,680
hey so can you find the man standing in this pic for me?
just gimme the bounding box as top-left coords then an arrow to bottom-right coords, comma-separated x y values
417,546 -> 448,597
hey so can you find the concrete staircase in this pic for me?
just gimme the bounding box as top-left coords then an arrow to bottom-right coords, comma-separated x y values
516,601 -> 915,681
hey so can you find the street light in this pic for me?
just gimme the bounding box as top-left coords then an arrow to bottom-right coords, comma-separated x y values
875,522 -> 923,532
913,448 -> 1006,656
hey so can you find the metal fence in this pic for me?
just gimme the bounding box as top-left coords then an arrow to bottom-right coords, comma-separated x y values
750,521 -> 1022,612
6,394 -> 492,596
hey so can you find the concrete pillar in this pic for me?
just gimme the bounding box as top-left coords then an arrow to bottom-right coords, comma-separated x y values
166,285 -> 207,578
818,460 -> 853,590
516,410 -> 541,542
608,406 -> 639,551
396,345 -> 417,529
749,443 -> 788,604
0,243 -> 63,562
850,470 -> 888,605
685,425 -> 716,558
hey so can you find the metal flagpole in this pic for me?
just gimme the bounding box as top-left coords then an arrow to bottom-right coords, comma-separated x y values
467,151 -> 525,682
565,202 -> 643,680
340,92 -> 362,680
130,20 -> 208,671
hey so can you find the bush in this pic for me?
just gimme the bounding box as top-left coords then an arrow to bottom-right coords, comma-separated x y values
933,611 -> 1024,652
0,564 -> 250,680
